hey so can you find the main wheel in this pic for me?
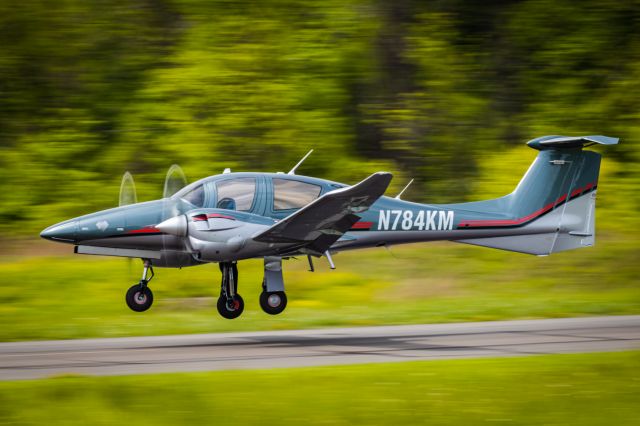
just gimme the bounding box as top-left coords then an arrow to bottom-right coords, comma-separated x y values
260,291 -> 287,315
126,285 -> 153,312
217,294 -> 244,319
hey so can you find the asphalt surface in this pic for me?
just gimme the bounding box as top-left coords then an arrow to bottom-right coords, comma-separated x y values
1,315 -> 639,380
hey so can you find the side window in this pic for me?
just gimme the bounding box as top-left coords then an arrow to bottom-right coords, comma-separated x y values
273,179 -> 322,210
215,178 -> 256,211
181,185 -> 205,208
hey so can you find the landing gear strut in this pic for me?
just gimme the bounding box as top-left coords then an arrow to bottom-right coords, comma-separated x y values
217,262 -> 244,319
126,259 -> 154,312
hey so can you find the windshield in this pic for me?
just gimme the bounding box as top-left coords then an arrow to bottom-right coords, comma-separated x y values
181,184 -> 205,208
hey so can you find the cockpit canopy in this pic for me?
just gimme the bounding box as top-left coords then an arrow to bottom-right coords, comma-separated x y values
177,174 -> 340,218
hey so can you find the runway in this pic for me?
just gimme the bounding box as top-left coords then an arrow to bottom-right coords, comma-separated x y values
1,315 -> 639,380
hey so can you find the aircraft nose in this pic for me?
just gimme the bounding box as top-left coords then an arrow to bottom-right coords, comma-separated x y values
40,220 -> 78,242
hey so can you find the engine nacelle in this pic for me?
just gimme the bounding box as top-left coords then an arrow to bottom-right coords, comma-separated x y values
157,209 -> 276,262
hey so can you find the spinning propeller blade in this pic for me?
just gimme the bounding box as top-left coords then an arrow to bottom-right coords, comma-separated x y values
161,164 -> 188,221
118,171 -> 138,273
119,172 -> 138,207
160,164 -> 191,254
163,164 -> 188,199
117,164 -> 192,255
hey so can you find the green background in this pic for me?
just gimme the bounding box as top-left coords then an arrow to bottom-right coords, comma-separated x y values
1,2 -> 639,424
0,0 -> 638,341
1,0 -> 639,237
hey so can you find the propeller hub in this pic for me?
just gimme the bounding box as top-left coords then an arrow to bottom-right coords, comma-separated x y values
156,215 -> 187,237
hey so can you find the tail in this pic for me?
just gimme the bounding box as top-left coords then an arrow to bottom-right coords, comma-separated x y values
456,135 -> 619,255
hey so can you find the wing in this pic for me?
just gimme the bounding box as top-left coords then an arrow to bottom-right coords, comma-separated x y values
253,172 -> 392,255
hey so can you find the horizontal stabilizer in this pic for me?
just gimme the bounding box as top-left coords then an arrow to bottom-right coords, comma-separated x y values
527,135 -> 618,150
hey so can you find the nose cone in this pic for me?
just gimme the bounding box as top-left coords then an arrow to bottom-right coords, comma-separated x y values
40,220 -> 78,243
156,215 -> 187,237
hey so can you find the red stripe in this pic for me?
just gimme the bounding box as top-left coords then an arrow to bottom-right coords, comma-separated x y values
555,194 -> 567,205
206,213 -> 236,220
351,221 -> 373,230
458,183 -> 595,228
127,226 -> 160,234
571,187 -> 583,198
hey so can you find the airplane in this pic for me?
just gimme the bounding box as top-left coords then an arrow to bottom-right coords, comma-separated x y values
41,135 -> 618,319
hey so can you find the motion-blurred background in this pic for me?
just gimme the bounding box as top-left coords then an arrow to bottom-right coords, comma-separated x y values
1,2 -> 640,424
0,0 -> 638,339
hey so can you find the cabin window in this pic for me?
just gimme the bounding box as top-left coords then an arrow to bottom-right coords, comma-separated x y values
273,179 -> 322,210
181,185 -> 205,208
216,178 -> 256,211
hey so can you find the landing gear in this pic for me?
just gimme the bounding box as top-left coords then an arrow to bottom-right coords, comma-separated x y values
126,285 -> 153,312
217,293 -> 244,319
217,262 -> 244,319
213,258 -> 288,319
259,289 -> 287,315
126,259 -> 154,312
261,257 -> 287,315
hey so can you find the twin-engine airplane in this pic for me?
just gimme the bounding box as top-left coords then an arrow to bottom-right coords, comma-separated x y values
41,135 -> 618,319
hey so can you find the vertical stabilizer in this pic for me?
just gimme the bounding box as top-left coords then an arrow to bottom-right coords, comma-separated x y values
456,135 -> 617,255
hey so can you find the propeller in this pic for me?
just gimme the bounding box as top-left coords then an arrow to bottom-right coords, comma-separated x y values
161,164 -> 188,223
119,172 -> 138,207
163,164 -> 188,199
117,165 -> 191,258
118,171 -> 138,274
160,164 -> 190,254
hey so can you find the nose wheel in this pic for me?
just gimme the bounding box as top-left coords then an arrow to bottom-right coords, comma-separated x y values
217,262 -> 244,319
126,259 -> 154,312
259,290 -> 287,315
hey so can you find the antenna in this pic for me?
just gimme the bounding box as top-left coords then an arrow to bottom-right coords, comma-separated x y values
288,149 -> 313,175
395,178 -> 414,199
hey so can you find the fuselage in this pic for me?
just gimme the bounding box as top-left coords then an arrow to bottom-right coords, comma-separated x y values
41,169 -> 594,266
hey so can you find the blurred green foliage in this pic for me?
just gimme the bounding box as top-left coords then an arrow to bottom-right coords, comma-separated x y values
1,351 -> 639,425
1,241 -> 637,341
0,0 -> 638,342
0,0 -> 639,235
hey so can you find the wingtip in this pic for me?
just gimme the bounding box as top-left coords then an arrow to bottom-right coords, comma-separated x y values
373,171 -> 393,180
364,171 -> 393,186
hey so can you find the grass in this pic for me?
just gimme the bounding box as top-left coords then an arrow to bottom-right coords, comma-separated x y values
0,232 -> 638,341
0,351 -> 638,425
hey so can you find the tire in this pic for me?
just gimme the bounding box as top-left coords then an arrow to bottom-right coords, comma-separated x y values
259,291 -> 287,315
126,285 -> 153,312
217,294 -> 244,319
